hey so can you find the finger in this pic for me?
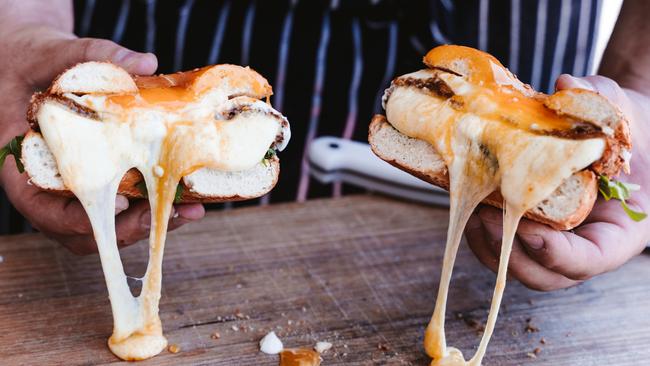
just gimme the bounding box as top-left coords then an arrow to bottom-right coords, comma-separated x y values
477,207 -> 579,291
513,218 -> 606,281
167,203 -> 205,233
115,202 -> 205,248
4,174 -> 94,236
30,37 -> 158,85
174,203 -> 205,220
555,74 -> 596,92
115,195 -> 129,215
509,238 -> 579,291
30,192 -> 93,235
115,200 -> 152,248
51,201 -> 203,253
465,212 -> 499,273
71,38 -> 158,74
555,74 -> 631,112
571,220 -> 646,273
514,204 -> 644,282
582,75 -> 630,107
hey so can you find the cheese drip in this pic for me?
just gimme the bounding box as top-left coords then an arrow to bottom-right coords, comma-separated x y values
37,85 -> 287,360
385,69 -> 604,365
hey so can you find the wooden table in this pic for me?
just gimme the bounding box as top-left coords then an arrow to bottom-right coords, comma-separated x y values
0,195 -> 649,365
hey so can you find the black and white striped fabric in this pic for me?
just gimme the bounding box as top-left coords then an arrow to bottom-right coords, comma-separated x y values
0,0 -> 602,233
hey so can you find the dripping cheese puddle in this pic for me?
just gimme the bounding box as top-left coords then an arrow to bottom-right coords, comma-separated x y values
37,82 -> 285,360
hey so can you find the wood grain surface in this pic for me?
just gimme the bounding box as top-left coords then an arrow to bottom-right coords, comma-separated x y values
0,195 -> 649,365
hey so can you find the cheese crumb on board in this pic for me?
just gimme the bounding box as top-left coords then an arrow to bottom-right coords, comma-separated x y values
314,341 -> 332,354
260,331 -> 284,355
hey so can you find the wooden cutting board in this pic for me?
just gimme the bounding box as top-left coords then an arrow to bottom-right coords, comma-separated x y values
0,195 -> 649,365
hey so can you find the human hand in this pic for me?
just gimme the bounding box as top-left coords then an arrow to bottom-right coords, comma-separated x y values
465,74 -> 650,291
0,24 -> 205,255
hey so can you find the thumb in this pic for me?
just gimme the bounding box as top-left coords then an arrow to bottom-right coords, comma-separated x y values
555,74 -> 596,91
66,38 -> 158,75
555,74 -> 630,110
30,36 -> 157,86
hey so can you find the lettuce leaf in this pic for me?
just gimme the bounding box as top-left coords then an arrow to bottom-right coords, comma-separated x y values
262,148 -> 276,167
0,136 -> 25,173
598,175 -> 647,222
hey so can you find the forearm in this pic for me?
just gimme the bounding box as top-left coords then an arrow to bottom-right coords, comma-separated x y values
599,0 -> 650,96
0,0 -> 73,33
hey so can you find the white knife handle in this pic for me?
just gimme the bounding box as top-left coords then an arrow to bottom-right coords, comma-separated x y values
307,136 -> 445,192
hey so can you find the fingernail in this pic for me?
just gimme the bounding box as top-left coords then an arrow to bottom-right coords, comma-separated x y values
174,204 -> 205,221
115,50 -> 157,75
115,195 -> 129,214
561,75 -> 595,91
116,50 -> 153,73
519,233 -> 544,250
140,210 -> 151,230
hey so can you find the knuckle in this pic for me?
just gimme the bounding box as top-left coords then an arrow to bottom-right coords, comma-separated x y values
537,251 -> 563,272
78,38 -> 114,61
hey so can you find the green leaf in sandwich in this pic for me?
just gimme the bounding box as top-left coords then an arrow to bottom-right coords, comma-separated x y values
598,175 -> 647,222
0,135 -> 25,173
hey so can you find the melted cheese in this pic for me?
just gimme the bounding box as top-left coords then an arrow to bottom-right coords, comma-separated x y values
386,48 -> 605,365
37,83 -> 288,360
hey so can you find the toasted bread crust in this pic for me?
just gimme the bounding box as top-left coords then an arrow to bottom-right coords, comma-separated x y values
27,93 -> 99,131
590,123 -> 631,177
369,115 -> 598,231
134,64 -> 273,99
481,170 -> 598,230
368,116 -> 450,191
25,157 -> 280,203
49,61 -> 138,95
